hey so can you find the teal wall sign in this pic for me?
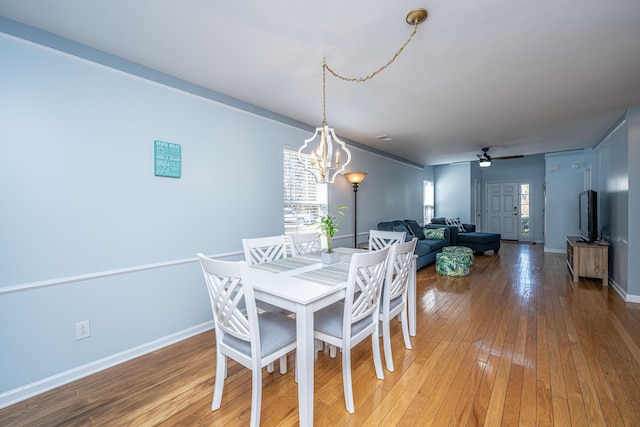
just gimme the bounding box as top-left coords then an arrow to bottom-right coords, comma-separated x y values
154,140 -> 181,178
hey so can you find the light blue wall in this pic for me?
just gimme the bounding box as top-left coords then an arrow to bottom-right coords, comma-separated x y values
595,120 -> 629,294
627,108 -> 640,296
0,29 -> 427,399
593,109 -> 640,299
481,154 -> 545,242
544,151 -> 588,251
434,164 -> 471,222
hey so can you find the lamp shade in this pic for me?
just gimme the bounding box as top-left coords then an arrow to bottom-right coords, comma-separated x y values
344,172 -> 368,184
479,160 -> 492,168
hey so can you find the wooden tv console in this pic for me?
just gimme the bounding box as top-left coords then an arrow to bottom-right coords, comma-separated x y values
566,236 -> 609,286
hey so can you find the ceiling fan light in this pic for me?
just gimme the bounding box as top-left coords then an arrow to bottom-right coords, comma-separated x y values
479,159 -> 492,167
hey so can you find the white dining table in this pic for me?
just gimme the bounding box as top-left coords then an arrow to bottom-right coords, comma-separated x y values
247,247 -> 416,426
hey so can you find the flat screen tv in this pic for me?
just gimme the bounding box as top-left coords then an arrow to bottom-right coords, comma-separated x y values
579,190 -> 598,242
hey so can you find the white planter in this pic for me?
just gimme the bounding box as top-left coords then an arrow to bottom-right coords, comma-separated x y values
321,251 -> 340,265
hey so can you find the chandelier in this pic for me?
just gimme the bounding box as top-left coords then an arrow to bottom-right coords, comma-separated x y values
298,8 -> 428,184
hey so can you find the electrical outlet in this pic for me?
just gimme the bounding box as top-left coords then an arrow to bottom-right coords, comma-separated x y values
75,320 -> 91,340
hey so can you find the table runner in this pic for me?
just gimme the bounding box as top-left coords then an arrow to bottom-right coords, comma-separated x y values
292,262 -> 350,286
250,257 -> 317,273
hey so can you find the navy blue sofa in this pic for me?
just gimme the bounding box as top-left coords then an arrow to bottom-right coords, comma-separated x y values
428,217 -> 501,254
377,219 -> 451,270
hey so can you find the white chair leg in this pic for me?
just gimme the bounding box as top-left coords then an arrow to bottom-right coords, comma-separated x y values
267,362 -> 274,373
382,317 -> 394,372
342,347 -> 355,414
279,355 -> 287,374
372,327 -> 384,380
250,364 -> 263,427
401,309 -> 412,350
212,352 -> 226,410
329,344 -> 337,358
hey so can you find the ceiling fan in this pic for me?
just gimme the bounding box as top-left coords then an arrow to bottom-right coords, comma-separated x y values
477,147 -> 523,167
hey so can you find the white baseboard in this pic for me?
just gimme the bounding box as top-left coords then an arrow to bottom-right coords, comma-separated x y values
605,277 -> 640,303
626,294 -> 640,303
543,246 -> 565,253
0,321 -> 214,410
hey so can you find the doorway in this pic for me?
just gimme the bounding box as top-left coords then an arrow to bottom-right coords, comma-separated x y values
486,181 -> 532,241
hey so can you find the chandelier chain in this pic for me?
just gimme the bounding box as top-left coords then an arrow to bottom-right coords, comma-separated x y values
323,22 -> 420,84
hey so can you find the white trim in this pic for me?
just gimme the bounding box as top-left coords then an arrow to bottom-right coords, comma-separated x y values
626,294 -> 640,303
0,251 -> 243,295
544,247 -> 566,254
0,321 -> 214,410
608,277 -> 640,303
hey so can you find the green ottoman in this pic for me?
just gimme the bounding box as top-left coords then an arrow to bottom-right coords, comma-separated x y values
436,251 -> 471,276
442,245 -> 474,265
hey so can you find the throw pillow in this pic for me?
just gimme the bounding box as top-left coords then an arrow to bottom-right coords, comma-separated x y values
423,227 -> 445,239
392,225 -> 411,241
445,217 -> 466,232
405,221 -> 426,240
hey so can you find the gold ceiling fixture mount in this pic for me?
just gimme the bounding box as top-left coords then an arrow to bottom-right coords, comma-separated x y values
298,7 -> 428,184
406,8 -> 428,25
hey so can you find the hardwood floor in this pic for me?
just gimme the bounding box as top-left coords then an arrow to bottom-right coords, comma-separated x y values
2,242 -> 640,426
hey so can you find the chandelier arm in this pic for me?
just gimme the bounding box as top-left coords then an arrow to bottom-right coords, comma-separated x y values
323,22 -> 420,83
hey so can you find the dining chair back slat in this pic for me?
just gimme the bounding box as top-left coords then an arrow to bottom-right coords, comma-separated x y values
289,233 -> 322,257
369,229 -> 406,252
379,238 -> 417,372
242,235 -> 288,265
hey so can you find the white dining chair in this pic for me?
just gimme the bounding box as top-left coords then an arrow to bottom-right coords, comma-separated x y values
242,234 -> 292,373
197,254 -> 297,427
379,238 -> 417,372
369,229 -> 406,252
242,235 -> 288,265
289,233 -> 322,257
313,246 -> 390,413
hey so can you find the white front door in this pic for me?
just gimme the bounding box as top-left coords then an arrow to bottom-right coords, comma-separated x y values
486,182 -> 519,240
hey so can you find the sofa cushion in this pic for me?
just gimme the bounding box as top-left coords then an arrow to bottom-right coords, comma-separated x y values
445,217 -> 466,232
404,220 -> 425,240
414,240 -> 432,257
423,227 -> 445,239
377,220 -> 405,232
424,238 -> 448,252
431,217 -> 446,225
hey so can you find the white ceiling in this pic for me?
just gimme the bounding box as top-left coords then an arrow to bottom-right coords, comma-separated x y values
2,0 -> 639,166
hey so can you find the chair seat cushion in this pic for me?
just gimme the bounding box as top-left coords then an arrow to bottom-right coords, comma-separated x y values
379,295 -> 404,313
222,311 -> 296,357
314,301 -> 372,339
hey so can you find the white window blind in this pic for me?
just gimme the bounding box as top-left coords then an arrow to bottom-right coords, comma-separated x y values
283,146 -> 327,236
423,180 -> 434,225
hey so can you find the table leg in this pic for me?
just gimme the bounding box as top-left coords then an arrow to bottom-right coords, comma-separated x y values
408,257 -> 416,336
296,303 -> 314,426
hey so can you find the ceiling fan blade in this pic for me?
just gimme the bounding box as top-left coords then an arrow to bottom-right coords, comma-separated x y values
493,155 -> 524,160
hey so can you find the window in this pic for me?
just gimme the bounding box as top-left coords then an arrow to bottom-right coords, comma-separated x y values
423,180 -> 434,225
283,146 -> 327,236
520,183 -> 530,236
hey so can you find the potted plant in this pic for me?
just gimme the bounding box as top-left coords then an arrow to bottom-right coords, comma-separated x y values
315,205 -> 347,264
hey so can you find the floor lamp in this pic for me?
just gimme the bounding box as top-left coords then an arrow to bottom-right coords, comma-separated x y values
343,172 -> 368,248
